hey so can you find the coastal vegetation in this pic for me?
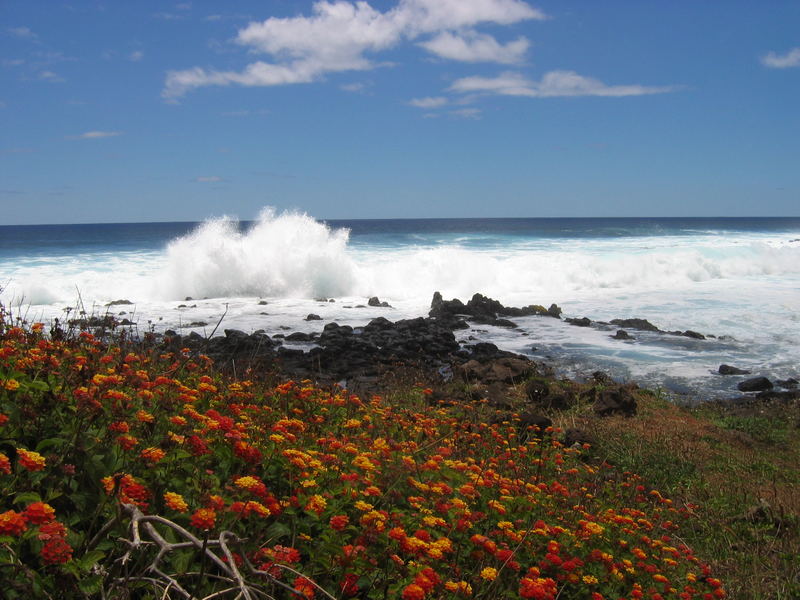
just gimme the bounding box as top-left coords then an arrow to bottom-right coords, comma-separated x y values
0,302 -> 796,599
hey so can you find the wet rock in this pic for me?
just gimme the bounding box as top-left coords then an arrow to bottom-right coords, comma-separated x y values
187,321 -> 208,327
719,364 -> 751,375
305,314 -> 322,321
612,330 -> 633,340
777,378 -> 798,389
609,318 -> 660,332
566,317 -> 592,327
737,377 -> 773,392
285,332 -> 315,342
258,300 -> 268,305
368,296 -> 391,308
679,330 -> 706,340
106,299 -> 133,306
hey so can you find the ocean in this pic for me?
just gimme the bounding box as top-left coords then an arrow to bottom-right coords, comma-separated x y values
2,209 -> 799,401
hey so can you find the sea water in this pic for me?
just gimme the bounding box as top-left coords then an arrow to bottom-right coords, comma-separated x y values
2,209 -> 799,400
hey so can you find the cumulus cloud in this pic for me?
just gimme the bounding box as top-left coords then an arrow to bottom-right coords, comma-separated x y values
163,0 -> 544,98
68,131 -> 123,140
419,30 -> 529,63
409,96 -> 448,108
449,70 -> 677,97
761,47 -> 800,68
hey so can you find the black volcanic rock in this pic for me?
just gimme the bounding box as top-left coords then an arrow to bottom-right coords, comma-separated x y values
719,364 -> 751,375
737,377 -> 773,392
609,318 -> 660,332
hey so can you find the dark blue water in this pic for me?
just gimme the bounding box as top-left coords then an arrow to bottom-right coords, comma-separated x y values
3,217 -> 799,259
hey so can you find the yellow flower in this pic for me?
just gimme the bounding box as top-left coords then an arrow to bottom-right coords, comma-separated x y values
164,492 -> 189,512
480,567 -> 497,581
3,379 -> 20,391
582,575 -> 599,585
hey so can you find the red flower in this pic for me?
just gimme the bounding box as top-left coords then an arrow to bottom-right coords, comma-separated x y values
341,573 -> 359,597
190,508 -> 216,531
38,520 -> 68,540
41,537 -> 73,565
330,515 -> 350,530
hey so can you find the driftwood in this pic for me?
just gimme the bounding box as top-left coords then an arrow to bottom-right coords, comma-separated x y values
103,504 -> 336,600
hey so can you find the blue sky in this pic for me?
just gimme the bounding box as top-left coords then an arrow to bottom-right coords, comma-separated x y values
1,0 -> 798,224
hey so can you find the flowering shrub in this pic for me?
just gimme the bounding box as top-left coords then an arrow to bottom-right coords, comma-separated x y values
0,306 -> 726,599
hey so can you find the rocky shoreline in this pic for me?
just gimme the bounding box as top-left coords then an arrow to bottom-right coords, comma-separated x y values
154,292 -> 798,412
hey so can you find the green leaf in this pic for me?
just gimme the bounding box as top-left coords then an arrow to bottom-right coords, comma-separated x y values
78,549 -> 106,571
265,520 -> 292,541
35,438 -> 63,453
26,380 -> 49,392
170,549 -> 194,575
14,491 -> 42,505
77,573 -> 103,595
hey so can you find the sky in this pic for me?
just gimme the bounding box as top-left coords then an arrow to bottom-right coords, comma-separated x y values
0,0 -> 798,225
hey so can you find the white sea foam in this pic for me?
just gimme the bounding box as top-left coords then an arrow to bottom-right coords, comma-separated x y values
154,208 -> 356,300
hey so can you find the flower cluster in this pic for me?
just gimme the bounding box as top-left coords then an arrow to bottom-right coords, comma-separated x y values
0,311 -> 727,599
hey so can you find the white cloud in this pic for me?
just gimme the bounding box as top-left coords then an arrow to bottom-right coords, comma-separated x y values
450,107 -> 481,119
2,58 -> 25,67
129,50 -> 144,62
195,176 -> 223,183
8,26 -> 37,40
419,30 -> 529,64
761,47 -> 800,68
409,96 -> 448,108
450,70 -> 677,97
68,131 -> 123,140
340,82 -> 369,93
163,0 -> 544,98
38,70 -> 65,82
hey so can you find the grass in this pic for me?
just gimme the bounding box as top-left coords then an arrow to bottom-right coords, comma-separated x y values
548,386 -> 800,600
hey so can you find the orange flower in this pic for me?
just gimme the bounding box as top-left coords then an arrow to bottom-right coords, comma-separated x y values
294,575 -> 315,600
24,502 -> 56,524
190,508 -> 216,531
480,567 -> 498,581
401,584 -> 426,600
0,510 -> 28,536
140,447 -> 166,464
17,448 -> 46,471
3,378 -> 20,391
116,434 -> 139,451
0,452 -> 11,474
164,492 -> 189,513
